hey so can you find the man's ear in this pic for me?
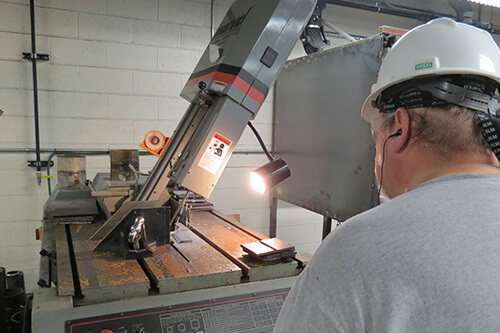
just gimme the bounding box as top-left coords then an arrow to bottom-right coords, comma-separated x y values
393,107 -> 412,153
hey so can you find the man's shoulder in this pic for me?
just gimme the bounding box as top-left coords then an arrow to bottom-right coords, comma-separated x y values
339,172 -> 500,230
313,186 -> 433,269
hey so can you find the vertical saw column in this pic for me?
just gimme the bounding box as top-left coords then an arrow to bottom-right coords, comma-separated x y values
137,0 -> 316,200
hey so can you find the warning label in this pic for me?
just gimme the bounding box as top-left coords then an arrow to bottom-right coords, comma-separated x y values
198,132 -> 232,175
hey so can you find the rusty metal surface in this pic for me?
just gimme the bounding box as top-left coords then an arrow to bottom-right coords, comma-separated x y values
188,211 -> 301,281
55,225 -> 74,297
55,207 -> 299,305
210,210 -> 267,240
72,238 -> 149,303
144,224 -> 241,294
56,223 -> 149,304
189,211 -> 261,262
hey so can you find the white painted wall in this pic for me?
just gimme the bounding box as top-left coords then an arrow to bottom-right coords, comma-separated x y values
2,0 -> 489,292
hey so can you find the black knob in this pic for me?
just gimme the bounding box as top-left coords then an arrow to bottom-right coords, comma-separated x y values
198,81 -> 206,90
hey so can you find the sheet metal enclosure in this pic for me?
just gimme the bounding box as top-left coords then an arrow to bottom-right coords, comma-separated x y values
274,36 -> 385,221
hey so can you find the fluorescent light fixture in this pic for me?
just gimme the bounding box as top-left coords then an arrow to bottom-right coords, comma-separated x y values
467,0 -> 500,7
250,158 -> 291,194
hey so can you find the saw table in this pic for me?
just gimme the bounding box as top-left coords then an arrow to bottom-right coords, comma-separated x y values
33,207 -> 306,333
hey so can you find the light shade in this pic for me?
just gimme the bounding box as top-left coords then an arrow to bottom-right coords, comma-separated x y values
467,0 -> 500,7
250,158 -> 291,194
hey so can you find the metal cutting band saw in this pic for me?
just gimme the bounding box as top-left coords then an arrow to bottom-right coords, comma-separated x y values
32,1 -> 318,332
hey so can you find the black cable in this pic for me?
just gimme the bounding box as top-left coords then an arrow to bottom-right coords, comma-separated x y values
377,131 -> 400,205
247,121 -> 274,161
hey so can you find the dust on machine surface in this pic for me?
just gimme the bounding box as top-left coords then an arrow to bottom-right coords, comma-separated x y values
31,0 -> 384,332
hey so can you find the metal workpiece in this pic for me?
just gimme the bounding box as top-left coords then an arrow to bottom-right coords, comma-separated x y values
110,149 -> 140,181
274,35 -> 385,221
56,155 -> 87,190
187,210 -> 302,282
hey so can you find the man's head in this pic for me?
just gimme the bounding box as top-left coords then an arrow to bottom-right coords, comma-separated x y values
361,18 -> 500,198
371,105 -> 500,198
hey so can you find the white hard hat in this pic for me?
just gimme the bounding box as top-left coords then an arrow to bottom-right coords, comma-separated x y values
361,17 -> 500,122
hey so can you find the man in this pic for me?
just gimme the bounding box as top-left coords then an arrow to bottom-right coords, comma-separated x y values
274,18 -> 500,332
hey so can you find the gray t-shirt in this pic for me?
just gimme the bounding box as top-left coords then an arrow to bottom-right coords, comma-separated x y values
274,173 -> 500,332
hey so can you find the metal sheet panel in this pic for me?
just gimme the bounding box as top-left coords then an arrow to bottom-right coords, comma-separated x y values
274,36 -> 385,221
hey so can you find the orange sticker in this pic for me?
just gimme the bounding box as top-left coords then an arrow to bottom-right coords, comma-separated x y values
214,132 -> 232,146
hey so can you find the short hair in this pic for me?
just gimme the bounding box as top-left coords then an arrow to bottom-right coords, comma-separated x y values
381,105 -> 491,156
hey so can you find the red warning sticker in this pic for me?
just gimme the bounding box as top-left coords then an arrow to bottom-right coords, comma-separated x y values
198,132 -> 232,175
214,132 -> 231,145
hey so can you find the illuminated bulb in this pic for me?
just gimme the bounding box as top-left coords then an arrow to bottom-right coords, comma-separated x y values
251,171 -> 267,194
250,158 -> 291,194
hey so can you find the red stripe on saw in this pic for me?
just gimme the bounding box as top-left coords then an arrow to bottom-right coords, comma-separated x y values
246,84 -> 265,105
186,71 -> 265,106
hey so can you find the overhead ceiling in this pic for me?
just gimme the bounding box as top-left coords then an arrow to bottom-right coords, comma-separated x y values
325,0 -> 500,32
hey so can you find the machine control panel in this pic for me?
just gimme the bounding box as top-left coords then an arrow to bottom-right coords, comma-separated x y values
66,288 -> 289,333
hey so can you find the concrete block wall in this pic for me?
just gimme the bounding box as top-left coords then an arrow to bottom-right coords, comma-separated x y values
0,0 -> 423,292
